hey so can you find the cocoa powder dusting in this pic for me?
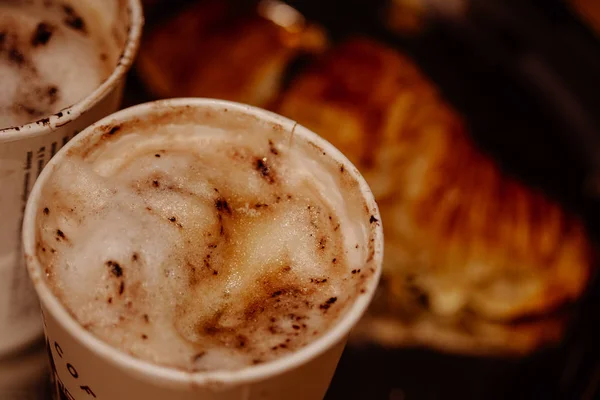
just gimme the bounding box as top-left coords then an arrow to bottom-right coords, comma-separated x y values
8,48 -> 24,65
215,198 -> 232,214
106,261 -> 123,278
31,22 -> 54,46
62,4 -> 87,33
255,158 -> 275,183
319,297 -> 338,311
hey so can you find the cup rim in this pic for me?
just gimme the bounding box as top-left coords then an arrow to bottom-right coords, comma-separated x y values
23,98 -> 384,389
0,0 -> 144,143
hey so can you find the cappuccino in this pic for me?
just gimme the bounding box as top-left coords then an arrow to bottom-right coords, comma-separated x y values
0,0 -> 114,128
32,101 -> 380,372
0,0 -> 142,358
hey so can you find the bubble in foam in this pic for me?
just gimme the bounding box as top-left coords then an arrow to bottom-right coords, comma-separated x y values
0,1 -> 113,128
36,113 -> 376,372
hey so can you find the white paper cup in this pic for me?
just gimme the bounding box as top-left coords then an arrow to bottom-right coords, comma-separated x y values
0,0 -> 143,357
22,99 -> 384,400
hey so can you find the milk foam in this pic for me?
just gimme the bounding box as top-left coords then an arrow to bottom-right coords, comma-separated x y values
35,111 -> 377,371
0,1 -> 113,128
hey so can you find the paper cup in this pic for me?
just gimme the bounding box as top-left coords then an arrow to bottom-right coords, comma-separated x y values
22,99 -> 384,400
0,0 -> 143,356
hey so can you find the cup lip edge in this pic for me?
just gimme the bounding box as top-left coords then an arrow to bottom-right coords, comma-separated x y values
23,98 -> 384,389
0,0 -> 145,142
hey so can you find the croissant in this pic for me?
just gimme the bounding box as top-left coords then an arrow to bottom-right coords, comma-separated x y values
277,38 -> 594,355
569,0 -> 600,36
137,0 -> 327,109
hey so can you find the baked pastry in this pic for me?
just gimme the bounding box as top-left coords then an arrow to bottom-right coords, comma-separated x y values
277,38 -> 595,355
569,0 -> 600,36
384,0 -> 468,35
137,0 -> 327,108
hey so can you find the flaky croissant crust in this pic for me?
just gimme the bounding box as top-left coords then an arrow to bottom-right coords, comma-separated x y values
278,38 -> 594,353
137,0 -> 327,108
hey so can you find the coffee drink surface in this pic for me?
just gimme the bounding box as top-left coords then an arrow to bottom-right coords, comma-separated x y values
33,104 -> 380,372
0,0 -> 114,129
